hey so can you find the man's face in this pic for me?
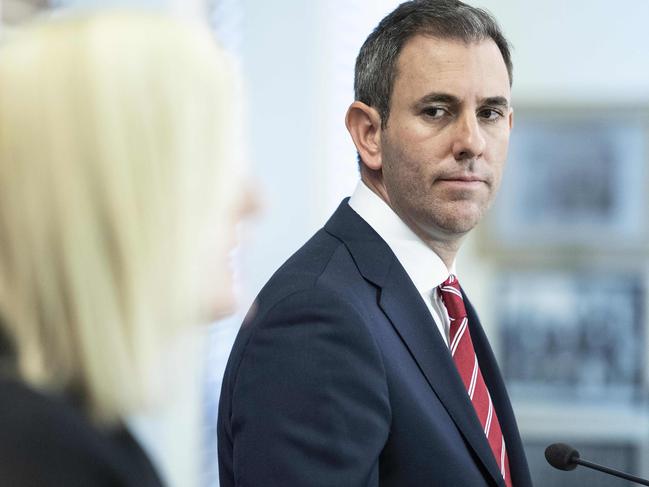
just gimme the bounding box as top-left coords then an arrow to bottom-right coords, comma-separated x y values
377,35 -> 512,243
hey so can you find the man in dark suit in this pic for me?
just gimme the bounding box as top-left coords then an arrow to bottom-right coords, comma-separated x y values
218,1 -> 532,485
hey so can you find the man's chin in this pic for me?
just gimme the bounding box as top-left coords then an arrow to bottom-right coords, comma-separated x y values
431,209 -> 484,236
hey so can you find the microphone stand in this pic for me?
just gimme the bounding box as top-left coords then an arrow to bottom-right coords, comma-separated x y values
573,457 -> 649,486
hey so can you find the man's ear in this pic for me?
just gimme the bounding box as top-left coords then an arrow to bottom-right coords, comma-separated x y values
345,101 -> 383,171
508,106 -> 514,130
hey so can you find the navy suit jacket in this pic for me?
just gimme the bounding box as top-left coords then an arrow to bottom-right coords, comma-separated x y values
218,200 -> 532,487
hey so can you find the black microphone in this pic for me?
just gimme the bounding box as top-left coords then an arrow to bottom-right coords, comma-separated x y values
545,442 -> 649,486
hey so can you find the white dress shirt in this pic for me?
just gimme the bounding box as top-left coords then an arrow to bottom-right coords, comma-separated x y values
348,180 -> 456,347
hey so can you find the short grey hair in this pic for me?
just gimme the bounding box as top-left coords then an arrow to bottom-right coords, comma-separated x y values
355,0 -> 513,128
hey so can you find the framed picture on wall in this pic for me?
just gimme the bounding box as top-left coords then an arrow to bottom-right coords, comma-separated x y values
497,270 -> 645,405
484,108 -> 649,252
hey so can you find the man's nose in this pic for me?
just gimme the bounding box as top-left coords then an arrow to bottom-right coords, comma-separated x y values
451,113 -> 486,162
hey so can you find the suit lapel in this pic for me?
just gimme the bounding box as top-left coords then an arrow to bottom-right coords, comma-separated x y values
465,295 -> 532,487
378,260 -> 505,486
325,200 -> 505,486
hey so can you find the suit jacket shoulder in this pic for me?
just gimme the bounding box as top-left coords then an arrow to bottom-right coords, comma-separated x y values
219,214 -> 393,486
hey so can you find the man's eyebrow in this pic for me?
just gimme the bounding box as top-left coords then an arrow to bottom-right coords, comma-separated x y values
481,96 -> 510,108
417,93 -> 461,106
415,93 -> 510,109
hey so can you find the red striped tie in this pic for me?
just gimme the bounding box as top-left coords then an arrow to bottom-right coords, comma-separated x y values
439,275 -> 512,487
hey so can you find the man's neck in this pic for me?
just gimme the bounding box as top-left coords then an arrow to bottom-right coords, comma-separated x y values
360,175 -> 463,270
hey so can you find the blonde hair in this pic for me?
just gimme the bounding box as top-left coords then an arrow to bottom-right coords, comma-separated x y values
0,11 -> 241,424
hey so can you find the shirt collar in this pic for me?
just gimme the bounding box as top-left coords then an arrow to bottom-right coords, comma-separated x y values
348,180 -> 456,295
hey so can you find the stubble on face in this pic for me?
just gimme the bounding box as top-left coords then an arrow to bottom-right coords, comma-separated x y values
381,133 -> 502,239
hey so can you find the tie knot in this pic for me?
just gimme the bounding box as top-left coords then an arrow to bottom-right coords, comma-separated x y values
441,274 -> 460,291
438,274 -> 466,321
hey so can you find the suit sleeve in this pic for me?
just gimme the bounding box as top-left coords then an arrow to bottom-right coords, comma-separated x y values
227,287 -> 391,487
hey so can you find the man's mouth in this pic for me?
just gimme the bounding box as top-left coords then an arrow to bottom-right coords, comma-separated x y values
437,175 -> 487,187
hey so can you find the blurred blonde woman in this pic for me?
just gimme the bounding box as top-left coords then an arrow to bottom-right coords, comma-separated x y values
0,11 -> 244,485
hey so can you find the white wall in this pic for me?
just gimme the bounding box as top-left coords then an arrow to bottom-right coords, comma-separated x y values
487,0 -> 649,103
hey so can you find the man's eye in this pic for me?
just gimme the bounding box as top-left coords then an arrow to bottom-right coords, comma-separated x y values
479,108 -> 503,121
422,107 -> 447,119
